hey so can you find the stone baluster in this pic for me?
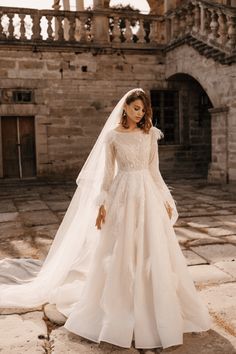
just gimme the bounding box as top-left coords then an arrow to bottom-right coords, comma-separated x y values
31,12 -> 42,40
46,15 -> 53,41
186,5 -> 194,34
209,9 -> 219,41
92,11 -> 109,43
68,15 -> 76,41
203,7 -> 211,38
199,4 -> 207,37
57,16 -> 65,41
124,18 -> 133,43
192,3 -> 200,34
217,11 -> 228,46
172,13 -> 180,39
8,13 -> 15,39
226,15 -> 236,51
112,15 -> 121,43
149,19 -> 158,44
19,13 -> 26,40
179,9 -> 187,37
0,13 -> 6,39
137,18 -> 146,44
87,15 -> 93,42
78,15 -> 88,42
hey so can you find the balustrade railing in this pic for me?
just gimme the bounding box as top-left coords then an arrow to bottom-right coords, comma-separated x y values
0,7 -> 164,47
0,2 -> 235,59
166,0 -> 236,54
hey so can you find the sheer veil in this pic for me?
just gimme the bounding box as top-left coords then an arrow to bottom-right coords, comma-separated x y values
0,88 -> 178,311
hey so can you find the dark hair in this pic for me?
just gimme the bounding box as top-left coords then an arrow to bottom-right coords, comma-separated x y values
120,90 -> 153,133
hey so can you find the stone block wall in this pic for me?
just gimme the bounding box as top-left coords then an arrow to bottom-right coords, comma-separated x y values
0,49 -> 166,180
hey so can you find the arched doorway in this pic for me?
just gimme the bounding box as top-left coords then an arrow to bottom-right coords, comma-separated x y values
152,73 -> 213,179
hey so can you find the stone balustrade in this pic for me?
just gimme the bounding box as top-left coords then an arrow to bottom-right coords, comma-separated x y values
0,6 -> 164,48
166,0 -> 236,55
0,2 -> 235,61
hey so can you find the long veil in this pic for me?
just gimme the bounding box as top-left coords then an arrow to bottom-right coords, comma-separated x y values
0,88 -> 178,312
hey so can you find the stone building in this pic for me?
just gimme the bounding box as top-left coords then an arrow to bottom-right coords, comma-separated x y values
0,0 -> 235,183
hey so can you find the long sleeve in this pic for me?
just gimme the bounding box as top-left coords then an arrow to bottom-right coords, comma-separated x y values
149,127 -> 179,226
94,131 -> 116,208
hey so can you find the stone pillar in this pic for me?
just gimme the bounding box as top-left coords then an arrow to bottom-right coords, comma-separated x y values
63,0 -> 70,40
164,0 -> 173,12
207,106 -> 229,183
76,0 -> 84,11
52,0 -> 61,40
92,0 -> 109,43
93,0 -> 104,8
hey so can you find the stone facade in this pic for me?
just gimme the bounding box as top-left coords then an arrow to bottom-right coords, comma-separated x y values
0,1 -> 235,183
0,49 -> 167,180
165,44 -> 236,183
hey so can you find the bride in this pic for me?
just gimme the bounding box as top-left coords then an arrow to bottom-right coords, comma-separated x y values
0,88 -> 212,350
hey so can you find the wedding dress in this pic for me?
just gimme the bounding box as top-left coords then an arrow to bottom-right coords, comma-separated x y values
63,126 -> 212,349
0,88 -> 212,350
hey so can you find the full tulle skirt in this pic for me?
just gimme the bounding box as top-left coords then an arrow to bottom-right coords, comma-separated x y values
60,169 -> 212,349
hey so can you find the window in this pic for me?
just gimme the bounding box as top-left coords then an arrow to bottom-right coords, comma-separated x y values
0,89 -> 34,104
150,90 -> 179,144
13,90 -> 33,103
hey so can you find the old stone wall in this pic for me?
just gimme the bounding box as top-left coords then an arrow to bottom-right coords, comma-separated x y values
165,44 -> 236,183
0,49 -> 166,180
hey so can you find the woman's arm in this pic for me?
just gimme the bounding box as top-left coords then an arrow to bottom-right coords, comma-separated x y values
95,131 -> 116,229
149,127 -> 179,226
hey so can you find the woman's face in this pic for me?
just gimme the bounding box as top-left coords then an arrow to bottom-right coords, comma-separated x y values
124,99 -> 145,124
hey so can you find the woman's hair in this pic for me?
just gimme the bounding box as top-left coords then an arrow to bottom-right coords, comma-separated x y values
120,89 -> 153,133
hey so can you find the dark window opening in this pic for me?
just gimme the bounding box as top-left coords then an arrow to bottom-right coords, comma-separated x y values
12,90 -> 33,103
150,90 -> 179,144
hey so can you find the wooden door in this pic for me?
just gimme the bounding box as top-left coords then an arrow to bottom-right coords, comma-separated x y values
1,116 -> 36,178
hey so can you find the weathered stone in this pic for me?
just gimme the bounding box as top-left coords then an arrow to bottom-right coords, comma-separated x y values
182,249 -> 208,265
0,212 -> 19,223
188,264 -> 233,284
190,244 -> 236,263
0,311 -> 47,353
14,200 -> 49,212
214,261 -> 236,279
20,210 -> 59,226
200,282 -> 236,345
0,221 -> 25,239
45,200 -> 70,211
44,304 -> 67,326
50,326 -> 139,354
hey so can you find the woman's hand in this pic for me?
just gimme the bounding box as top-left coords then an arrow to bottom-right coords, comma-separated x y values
164,201 -> 173,220
95,204 -> 106,230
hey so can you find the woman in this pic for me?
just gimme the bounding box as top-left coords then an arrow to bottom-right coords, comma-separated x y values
0,88 -> 212,350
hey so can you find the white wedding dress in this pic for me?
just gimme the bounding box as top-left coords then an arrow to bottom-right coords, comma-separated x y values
0,126 -> 212,350
63,127 -> 212,348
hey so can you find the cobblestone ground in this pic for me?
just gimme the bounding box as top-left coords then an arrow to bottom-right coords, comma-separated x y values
0,178 -> 235,354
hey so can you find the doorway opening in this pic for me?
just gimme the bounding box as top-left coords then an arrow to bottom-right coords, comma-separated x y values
1,116 -> 36,179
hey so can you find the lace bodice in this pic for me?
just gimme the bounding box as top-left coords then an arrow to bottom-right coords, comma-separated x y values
95,126 -> 164,207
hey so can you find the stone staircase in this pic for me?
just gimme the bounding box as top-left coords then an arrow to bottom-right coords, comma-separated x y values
165,34 -> 236,65
164,0 -> 236,65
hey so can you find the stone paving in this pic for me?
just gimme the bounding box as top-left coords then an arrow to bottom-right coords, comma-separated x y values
0,178 -> 236,354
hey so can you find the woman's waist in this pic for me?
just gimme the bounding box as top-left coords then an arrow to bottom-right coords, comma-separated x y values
117,166 -> 150,173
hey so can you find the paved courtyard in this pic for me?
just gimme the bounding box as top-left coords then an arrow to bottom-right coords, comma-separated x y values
0,178 -> 235,354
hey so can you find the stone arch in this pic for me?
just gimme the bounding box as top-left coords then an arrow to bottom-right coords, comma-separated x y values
165,45 -> 236,183
164,45 -> 233,108
160,72 -> 214,180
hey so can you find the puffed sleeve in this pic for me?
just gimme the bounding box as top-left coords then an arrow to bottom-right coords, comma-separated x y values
94,131 -> 116,208
149,126 -> 179,226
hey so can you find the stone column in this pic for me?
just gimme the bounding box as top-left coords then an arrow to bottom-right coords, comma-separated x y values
52,0 -> 61,40
164,0 -> 173,12
207,106 -> 229,183
76,0 -> 84,11
92,0 -> 109,43
63,0 -> 70,40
